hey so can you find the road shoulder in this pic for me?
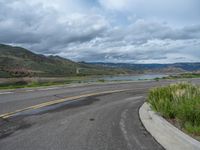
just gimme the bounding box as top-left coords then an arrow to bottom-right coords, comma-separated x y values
139,102 -> 200,150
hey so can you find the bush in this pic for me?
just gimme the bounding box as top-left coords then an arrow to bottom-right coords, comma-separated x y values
148,82 -> 200,135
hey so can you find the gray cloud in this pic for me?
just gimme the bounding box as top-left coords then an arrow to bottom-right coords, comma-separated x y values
0,1 -> 109,51
0,0 -> 200,63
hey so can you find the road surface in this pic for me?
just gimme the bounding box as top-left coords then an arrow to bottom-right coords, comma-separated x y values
0,79 -> 198,150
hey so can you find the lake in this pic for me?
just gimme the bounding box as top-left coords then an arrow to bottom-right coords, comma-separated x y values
90,74 -> 168,82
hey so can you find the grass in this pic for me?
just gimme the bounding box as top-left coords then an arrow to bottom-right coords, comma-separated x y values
148,82 -> 200,137
97,79 -> 105,82
163,73 -> 200,79
0,80 -> 71,89
0,76 -> 112,90
0,76 -> 89,89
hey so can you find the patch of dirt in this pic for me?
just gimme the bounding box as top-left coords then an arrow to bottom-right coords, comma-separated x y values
166,118 -> 200,142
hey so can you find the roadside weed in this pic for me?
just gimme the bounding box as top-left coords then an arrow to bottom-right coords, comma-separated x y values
148,82 -> 200,135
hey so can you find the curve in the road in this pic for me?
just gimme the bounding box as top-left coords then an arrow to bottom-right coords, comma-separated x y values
0,89 -> 131,119
0,84 -> 165,150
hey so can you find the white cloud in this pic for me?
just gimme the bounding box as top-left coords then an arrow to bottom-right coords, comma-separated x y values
0,0 -> 200,63
98,0 -> 131,11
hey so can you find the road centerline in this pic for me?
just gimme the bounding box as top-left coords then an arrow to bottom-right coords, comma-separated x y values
0,89 -> 132,119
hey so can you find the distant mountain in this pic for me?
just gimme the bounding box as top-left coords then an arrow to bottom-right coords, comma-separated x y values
2,43 -> 198,78
89,62 -> 200,73
0,44 -> 131,78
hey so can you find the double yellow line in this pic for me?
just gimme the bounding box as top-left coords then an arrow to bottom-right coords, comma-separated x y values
0,89 -> 130,119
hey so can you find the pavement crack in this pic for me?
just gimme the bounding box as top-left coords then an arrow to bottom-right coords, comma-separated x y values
0,117 -> 31,139
54,94 -> 65,99
119,104 -> 145,150
89,118 -> 95,121
120,109 -> 133,150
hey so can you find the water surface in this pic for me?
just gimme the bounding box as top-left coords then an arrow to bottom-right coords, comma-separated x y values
91,74 -> 168,82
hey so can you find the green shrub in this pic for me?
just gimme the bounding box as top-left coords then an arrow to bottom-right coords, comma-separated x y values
98,79 -> 105,82
148,82 -> 200,135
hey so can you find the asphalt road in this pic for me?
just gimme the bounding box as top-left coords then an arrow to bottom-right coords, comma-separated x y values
0,79 -> 198,150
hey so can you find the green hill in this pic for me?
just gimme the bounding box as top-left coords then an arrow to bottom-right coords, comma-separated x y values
0,44 -> 130,78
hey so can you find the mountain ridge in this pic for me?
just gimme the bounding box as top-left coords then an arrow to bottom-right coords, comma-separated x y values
0,44 -> 130,77
88,62 -> 200,73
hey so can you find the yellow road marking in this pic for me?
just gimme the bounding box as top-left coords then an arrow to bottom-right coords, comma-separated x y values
0,89 -> 131,119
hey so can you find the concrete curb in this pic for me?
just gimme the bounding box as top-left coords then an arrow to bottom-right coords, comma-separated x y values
139,102 -> 200,150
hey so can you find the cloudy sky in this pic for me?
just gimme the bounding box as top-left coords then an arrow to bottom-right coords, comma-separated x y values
0,0 -> 200,63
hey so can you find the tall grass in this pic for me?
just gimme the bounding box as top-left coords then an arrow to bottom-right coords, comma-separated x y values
148,82 -> 200,135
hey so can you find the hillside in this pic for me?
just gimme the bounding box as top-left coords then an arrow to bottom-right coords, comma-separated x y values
0,44 -> 130,78
1,44 -> 199,78
89,62 -> 200,73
